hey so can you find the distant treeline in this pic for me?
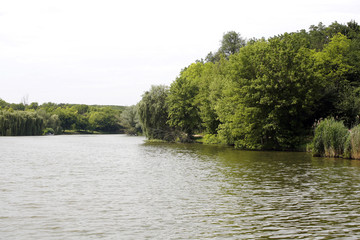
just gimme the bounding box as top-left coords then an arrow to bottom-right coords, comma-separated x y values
0,99 -> 142,136
137,21 -> 360,150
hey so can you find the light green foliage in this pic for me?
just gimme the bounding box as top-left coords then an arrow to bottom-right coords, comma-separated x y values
312,118 -> 349,157
314,33 -> 357,126
202,134 -> 225,144
88,112 -> 104,131
315,33 -> 351,85
43,128 -> 55,135
138,85 -> 176,141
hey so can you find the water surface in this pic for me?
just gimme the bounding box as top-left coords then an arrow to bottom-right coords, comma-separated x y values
1,135 -> 360,239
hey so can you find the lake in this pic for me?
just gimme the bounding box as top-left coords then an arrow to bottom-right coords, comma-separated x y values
1,135 -> 360,239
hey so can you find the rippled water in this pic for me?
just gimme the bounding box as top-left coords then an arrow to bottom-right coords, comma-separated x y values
1,135 -> 360,239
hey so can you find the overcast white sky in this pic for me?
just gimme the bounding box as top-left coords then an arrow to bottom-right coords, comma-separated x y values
1,0 -> 359,106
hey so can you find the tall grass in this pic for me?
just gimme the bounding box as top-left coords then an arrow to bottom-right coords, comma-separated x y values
312,118 -> 349,158
344,125 -> 360,159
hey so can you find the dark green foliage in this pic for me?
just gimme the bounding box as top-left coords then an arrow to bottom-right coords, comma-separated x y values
0,98 -> 10,109
219,31 -> 246,57
10,103 -> 25,111
27,102 -> 39,110
206,31 -> 246,62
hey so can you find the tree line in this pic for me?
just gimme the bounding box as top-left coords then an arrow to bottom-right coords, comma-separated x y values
138,21 -> 360,150
0,99 -> 142,136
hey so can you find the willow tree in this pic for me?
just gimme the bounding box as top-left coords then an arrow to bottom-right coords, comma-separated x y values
0,111 -> 44,136
120,105 -> 142,135
138,85 -> 176,141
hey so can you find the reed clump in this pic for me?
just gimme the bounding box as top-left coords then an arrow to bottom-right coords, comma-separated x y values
344,125 -> 360,159
312,118 -> 349,158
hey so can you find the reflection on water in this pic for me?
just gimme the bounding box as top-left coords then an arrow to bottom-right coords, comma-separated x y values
1,135 -> 360,239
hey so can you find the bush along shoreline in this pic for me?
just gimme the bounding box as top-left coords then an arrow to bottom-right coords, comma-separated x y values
311,118 -> 360,159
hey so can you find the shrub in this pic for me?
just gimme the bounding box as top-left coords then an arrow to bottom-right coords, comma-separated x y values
312,118 -> 349,157
43,128 -> 55,135
203,134 -> 224,144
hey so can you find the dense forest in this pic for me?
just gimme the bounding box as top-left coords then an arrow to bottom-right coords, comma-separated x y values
0,99 -> 142,136
138,21 -> 360,151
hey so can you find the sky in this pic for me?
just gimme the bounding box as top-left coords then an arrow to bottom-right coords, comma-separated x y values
1,0 -> 359,106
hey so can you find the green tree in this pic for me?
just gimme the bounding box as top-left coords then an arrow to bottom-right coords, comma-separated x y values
75,114 -> 90,131
27,102 -> 39,110
314,33 -> 354,125
167,63 -> 203,138
206,31 -> 246,62
54,107 -> 77,131
195,61 -> 224,134
138,85 -> 175,141
0,111 -> 44,136
219,31 -> 246,57
120,105 -> 142,135
88,107 -> 120,132
0,98 -> 9,109
36,109 -> 62,134
10,103 -> 25,111
216,33 -> 323,150
73,104 -> 89,115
